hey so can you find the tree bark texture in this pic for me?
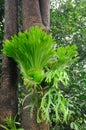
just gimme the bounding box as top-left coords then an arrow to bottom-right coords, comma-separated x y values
22,0 -> 43,30
0,0 -> 18,128
39,0 -> 50,28
21,0 -> 50,130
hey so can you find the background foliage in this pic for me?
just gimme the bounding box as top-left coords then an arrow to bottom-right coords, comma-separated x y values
50,0 -> 86,129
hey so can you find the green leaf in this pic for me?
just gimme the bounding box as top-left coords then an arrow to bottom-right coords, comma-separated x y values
0,125 -> 8,130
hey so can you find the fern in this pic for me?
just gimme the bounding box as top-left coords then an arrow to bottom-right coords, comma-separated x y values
37,88 -> 72,123
52,44 -> 78,70
3,26 -> 55,84
0,116 -> 24,130
3,26 -> 78,124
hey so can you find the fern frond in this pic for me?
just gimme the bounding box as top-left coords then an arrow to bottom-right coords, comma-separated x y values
52,44 -> 78,70
3,26 -> 55,83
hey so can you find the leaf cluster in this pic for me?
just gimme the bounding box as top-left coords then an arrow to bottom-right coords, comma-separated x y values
3,26 -> 78,124
3,26 -> 55,83
0,116 -> 24,130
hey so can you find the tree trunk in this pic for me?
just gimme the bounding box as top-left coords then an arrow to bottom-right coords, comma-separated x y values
39,0 -> 50,28
21,0 -> 50,130
0,0 -> 18,128
22,0 -> 43,30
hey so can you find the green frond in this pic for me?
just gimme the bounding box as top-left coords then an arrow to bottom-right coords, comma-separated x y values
3,26 -> 55,83
37,88 -> 71,123
53,44 -> 78,70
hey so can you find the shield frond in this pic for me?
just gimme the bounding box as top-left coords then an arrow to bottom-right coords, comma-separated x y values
3,26 -> 55,83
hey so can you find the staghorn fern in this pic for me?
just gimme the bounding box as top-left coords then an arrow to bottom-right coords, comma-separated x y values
37,88 -> 72,123
52,44 -> 78,70
37,45 -> 78,123
3,26 -> 78,123
3,26 -> 55,84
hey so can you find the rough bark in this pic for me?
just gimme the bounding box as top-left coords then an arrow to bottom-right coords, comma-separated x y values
22,0 -> 43,30
39,0 -> 50,28
0,0 -> 18,128
21,0 -> 50,130
21,89 -> 49,130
